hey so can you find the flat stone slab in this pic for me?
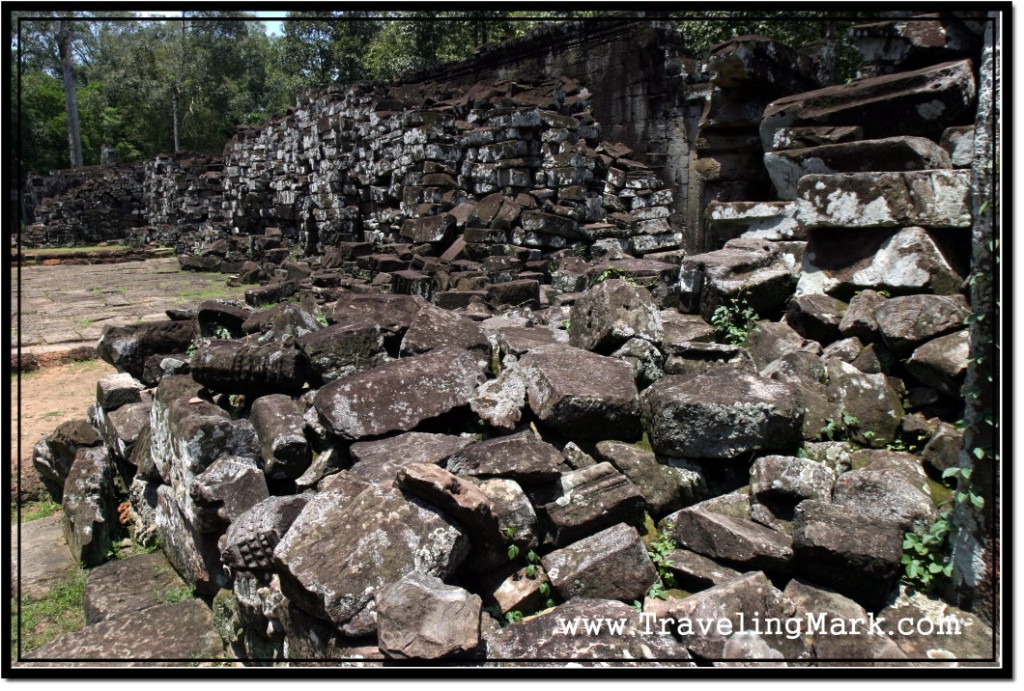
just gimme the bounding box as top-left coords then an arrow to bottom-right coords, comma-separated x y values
23,599 -> 224,664
84,551 -> 189,624
11,513 -> 77,602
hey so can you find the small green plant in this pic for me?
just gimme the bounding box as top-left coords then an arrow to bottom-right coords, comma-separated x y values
819,413 -> 859,442
645,523 -> 678,601
594,266 -> 636,284
525,550 -> 540,579
711,296 -> 759,346
212,326 -> 233,340
186,341 -> 199,358
943,466 -> 985,510
505,610 -> 524,625
160,584 -> 195,605
902,509 -> 953,591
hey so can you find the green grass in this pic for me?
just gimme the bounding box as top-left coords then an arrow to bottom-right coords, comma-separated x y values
11,568 -> 88,660
13,498 -> 61,524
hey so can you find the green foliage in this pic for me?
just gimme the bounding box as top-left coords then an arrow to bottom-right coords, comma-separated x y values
901,509 -> 953,591
160,584 -> 195,605
645,523 -> 678,600
594,266 -> 636,285
943,466 -> 985,510
818,413 -> 859,442
711,296 -> 759,347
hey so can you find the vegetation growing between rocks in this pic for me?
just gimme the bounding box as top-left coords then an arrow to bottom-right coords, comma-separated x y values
711,296 -> 759,346
11,568 -> 88,660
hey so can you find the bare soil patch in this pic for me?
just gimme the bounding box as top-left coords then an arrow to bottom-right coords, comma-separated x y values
10,359 -> 116,503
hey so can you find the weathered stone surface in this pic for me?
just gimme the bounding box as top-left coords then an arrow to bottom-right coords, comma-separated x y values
770,125 -> 864,151
839,289 -> 887,340
313,347 -> 486,440
472,477 -> 540,552
479,564 -> 549,616
641,369 -> 802,459
791,499 -> 903,610
329,293 -> 426,335
349,431 -> 473,489
825,358 -> 904,447
760,350 -> 834,440
940,124 -> 975,167
84,551 -> 188,624
765,136 -> 952,200
760,59 -> 976,146
401,213 -> 456,244
12,514 -> 77,603
536,462 -> 646,547
849,15 -> 980,76
660,311 -> 715,345
273,472 -> 468,629
485,599 -> 692,663
879,584 -> 995,660
662,341 -> 750,379
594,440 -> 701,517
797,170 -> 971,230
24,600 -> 224,664
875,294 -> 970,353
665,505 -> 793,573
921,420 -> 964,473
190,339 -> 309,396
447,432 -> 562,485
220,494 -> 310,573
189,457 -> 269,533
785,294 -> 847,345
705,201 -> 803,244
661,549 -> 742,590
33,419 -> 103,502
98,319 -> 196,380
834,450 -> 936,532
96,401 -> 151,464
62,447 -> 116,567
520,344 -> 641,441
197,299 -> 251,338
783,579 -> 908,661
678,238 -> 799,321
661,571 -> 810,661
249,394 -> 311,479
396,463 -> 504,570
96,373 -> 144,411
154,485 -> 227,595
798,227 -> 965,299
471,355 -> 528,430
568,279 -> 662,354
905,329 -> 970,396
542,523 -> 658,603
399,303 -> 490,356
297,320 -> 389,383
749,455 -> 836,530
376,572 -> 481,660
745,320 -> 819,371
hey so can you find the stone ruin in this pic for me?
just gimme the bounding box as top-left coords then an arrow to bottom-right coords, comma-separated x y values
21,15 -> 998,665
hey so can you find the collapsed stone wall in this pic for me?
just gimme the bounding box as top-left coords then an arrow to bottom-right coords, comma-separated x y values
22,165 -> 145,247
220,77 -> 679,259
23,14 -> 1000,664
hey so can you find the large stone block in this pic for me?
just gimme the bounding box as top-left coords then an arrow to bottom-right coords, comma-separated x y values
641,369 -> 803,459
273,472 -> 468,629
761,59 -> 976,147
796,170 -> 971,229
313,347 -> 486,440
542,523 -> 658,603
519,344 -> 641,441
568,279 -> 662,354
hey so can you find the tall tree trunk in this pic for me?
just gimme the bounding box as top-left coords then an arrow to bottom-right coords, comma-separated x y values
57,20 -> 83,168
172,84 -> 181,153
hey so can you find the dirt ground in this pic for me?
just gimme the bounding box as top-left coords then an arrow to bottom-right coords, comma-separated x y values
10,359 -> 116,502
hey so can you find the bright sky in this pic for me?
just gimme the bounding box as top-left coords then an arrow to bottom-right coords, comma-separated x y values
135,9 -> 287,37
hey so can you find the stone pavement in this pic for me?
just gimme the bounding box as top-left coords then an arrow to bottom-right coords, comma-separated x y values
11,513 -> 77,602
10,257 -> 247,360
